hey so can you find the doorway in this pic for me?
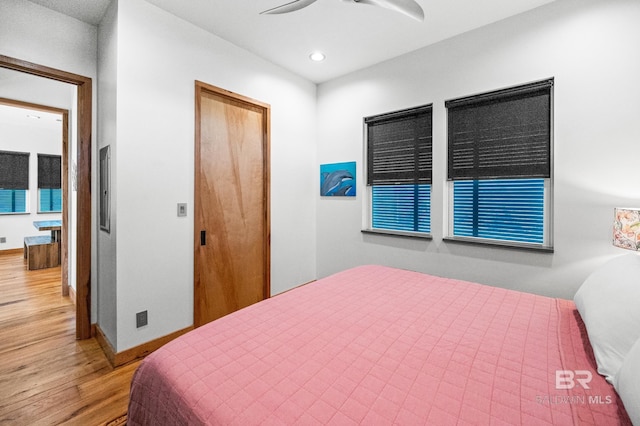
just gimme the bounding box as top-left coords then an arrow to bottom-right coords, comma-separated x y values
194,81 -> 270,327
0,98 -> 69,292
0,54 -> 92,340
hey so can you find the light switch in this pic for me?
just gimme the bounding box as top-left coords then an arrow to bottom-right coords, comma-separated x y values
177,203 -> 187,217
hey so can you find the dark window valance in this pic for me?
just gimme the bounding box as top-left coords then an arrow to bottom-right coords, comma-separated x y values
366,105 -> 432,185
446,79 -> 553,180
0,150 -> 30,190
38,154 -> 62,189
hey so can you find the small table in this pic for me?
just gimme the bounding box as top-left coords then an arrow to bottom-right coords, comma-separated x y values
31,220 -> 62,269
33,220 -> 62,242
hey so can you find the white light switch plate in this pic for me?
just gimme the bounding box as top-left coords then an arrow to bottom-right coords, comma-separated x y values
177,203 -> 187,217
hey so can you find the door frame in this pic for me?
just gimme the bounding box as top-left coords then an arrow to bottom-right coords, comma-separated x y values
0,55 -> 93,340
193,81 -> 271,327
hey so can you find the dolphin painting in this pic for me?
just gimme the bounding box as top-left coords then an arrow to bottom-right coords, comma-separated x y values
321,170 -> 354,196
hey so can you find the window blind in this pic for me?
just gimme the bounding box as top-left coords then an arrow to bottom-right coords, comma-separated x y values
446,79 -> 552,181
38,154 -> 62,189
0,189 -> 27,213
453,179 -> 544,243
366,105 -> 432,185
0,150 -> 30,190
372,184 -> 431,233
366,105 -> 432,234
40,188 -> 62,212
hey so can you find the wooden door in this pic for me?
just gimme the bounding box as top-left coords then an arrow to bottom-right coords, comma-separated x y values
194,81 -> 270,327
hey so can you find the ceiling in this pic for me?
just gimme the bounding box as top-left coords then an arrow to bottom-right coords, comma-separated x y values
0,103 -> 62,130
25,0 -> 557,83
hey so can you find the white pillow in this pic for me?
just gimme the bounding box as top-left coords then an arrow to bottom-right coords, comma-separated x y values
573,254 -> 640,383
615,337 -> 640,426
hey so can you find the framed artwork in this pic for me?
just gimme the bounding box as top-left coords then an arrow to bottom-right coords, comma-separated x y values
320,161 -> 356,197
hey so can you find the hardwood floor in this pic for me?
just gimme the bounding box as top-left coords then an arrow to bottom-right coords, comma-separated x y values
0,251 -> 139,425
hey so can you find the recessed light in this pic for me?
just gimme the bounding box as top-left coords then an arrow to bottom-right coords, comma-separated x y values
309,51 -> 326,62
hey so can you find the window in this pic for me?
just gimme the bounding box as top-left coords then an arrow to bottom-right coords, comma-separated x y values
0,150 -> 29,214
38,154 -> 62,213
0,189 -> 27,213
39,188 -> 62,212
365,105 -> 432,235
446,79 -> 553,248
453,179 -> 545,243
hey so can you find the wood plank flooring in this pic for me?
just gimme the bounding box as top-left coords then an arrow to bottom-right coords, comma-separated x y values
0,252 -> 139,425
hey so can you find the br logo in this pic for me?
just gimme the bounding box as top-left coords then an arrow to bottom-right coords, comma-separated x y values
555,370 -> 592,390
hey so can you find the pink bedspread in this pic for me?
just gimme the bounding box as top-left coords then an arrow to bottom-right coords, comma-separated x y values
128,265 -> 630,425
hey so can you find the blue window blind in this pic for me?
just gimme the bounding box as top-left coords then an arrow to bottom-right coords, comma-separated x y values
447,80 -> 552,247
39,188 -> 62,212
453,179 -> 544,243
37,154 -> 62,212
38,188 -> 62,212
366,104 -> 432,234
0,189 -> 27,213
373,184 -> 430,233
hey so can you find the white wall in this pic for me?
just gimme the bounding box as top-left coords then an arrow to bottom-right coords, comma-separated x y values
111,0 -> 317,351
97,0 -> 119,350
316,0 -> 640,300
0,0 -> 97,75
0,0 -> 98,319
0,106 -> 62,248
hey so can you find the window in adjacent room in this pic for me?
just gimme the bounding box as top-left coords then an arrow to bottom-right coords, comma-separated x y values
364,105 -> 432,236
38,153 -> 62,213
445,79 -> 553,249
0,150 -> 29,214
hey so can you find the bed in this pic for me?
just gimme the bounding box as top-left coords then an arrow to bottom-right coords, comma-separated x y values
128,260 -> 640,425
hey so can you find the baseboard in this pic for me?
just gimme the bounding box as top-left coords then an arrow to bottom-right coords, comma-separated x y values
96,324 -> 194,367
274,279 -> 317,297
0,248 -> 24,256
68,285 -> 76,306
95,325 -> 117,366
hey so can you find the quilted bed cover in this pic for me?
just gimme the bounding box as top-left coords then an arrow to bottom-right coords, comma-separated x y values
128,265 -> 631,425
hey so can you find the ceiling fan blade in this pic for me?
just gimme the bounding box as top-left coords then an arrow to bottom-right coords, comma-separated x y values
260,0 -> 318,15
349,0 -> 424,21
